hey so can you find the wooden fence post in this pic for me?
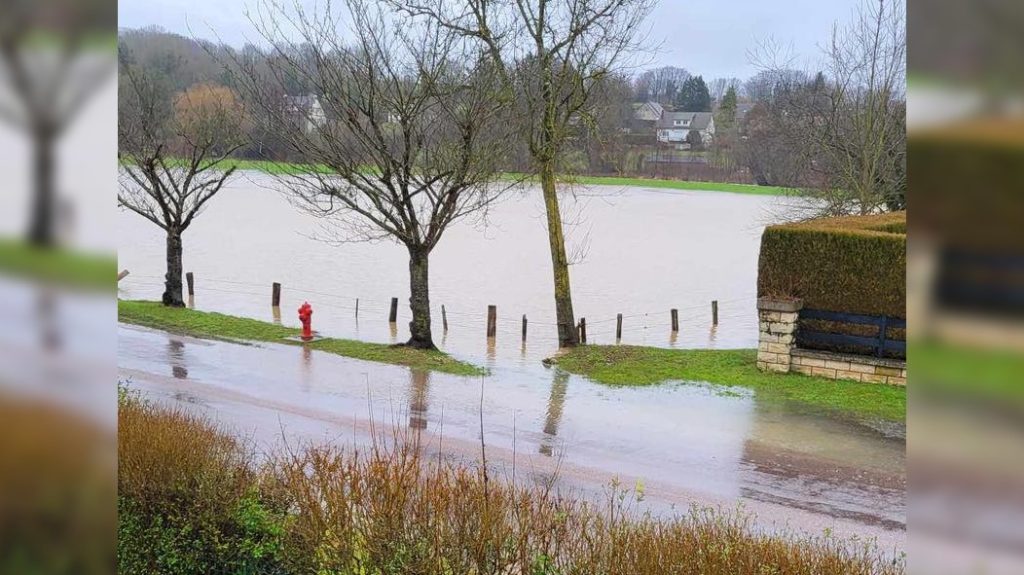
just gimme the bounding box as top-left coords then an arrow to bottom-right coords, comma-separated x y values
712,300 -> 719,325
271,282 -> 281,307
186,272 -> 194,297
579,317 -> 587,344
355,298 -> 359,319
671,309 -> 679,332
389,297 -> 398,323
522,314 -> 528,342
486,305 -> 497,338
441,304 -> 448,332
616,313 -> 623,341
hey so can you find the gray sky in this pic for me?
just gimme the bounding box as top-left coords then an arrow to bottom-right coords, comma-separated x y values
119,0 -> 861,80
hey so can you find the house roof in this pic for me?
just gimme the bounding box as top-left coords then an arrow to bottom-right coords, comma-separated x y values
632,101 -> 664,117
656,111 -> 713,131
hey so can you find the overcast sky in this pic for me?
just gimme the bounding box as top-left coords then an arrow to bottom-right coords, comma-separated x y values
119,0 -> 862,80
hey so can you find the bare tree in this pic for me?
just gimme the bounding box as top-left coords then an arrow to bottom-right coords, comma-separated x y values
707,76 -> 741,104
226,0 -> 513,350
118,51 -> 245,307
754,0 -> 906,216
0,0 -> 115,246
815,0 -> 906,214
634,65 -> 690,104
394,0 -> 655,347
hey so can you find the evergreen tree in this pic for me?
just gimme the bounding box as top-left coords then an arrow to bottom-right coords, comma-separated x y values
718,86 -> 738,127
675,75 -> 712,111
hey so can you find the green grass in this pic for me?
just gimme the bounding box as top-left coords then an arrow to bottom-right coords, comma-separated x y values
118,300 -> 486,377
550,346 -> 905,424
213,160 -> 794,196
559,175 -> 795,196
0,238 -> 116,291
218,158 -> 335,175
912,341 -> 1024,410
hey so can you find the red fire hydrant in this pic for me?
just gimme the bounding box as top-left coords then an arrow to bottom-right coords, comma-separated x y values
298,302 -> 314,341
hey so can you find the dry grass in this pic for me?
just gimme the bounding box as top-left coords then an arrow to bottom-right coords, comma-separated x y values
0,397 -> 114,575
118,393 -> 905,575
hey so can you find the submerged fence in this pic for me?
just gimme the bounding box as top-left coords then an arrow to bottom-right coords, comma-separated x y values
121,271 -> 752,345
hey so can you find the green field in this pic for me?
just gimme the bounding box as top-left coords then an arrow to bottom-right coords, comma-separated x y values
0,238 -> 116,291
550,345 -> 906,424
118,300 -> 486,377
214,159 -> 794,196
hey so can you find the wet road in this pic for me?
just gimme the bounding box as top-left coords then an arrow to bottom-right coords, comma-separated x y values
119,323 -> 906,552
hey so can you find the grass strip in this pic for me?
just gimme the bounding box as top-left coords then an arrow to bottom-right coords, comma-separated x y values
210,159 -> 795,196
549,345 -> 905,424
0,238 -> 116,291
118,299 -> 485,377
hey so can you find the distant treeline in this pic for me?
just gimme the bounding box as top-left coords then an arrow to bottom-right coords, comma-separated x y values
119,23 -> 904,211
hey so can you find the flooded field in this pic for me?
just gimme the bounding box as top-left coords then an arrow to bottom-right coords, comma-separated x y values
118,174 -> 778,363
118,177 -> 904,551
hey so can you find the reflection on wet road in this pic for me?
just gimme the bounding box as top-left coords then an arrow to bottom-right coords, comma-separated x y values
119,324 -> 905,551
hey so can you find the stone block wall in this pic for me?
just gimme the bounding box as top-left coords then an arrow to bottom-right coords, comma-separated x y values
790,349 -> 907,386
756,297 -> 802,373
755,297 -> 907,386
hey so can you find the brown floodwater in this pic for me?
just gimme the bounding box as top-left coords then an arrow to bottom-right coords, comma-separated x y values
118,173 -> 782,363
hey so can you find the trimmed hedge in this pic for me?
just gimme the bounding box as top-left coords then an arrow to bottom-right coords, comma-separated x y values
909,124 -> 1024,250
757,212 -> 906,319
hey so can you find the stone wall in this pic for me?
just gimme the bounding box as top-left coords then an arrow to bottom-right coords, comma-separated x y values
755,297 -> 907,386
756,297 -> 801,373
790,349 -> 907,386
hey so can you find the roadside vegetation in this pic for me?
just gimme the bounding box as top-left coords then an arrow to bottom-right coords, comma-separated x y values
0,238 -> 115,291
549,346 -> 905,424
118,391 -> 905,575
117,300 -> 484,376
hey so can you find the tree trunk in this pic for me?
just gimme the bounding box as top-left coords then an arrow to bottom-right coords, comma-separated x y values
162,229 -> 185,308
406,245 -> 435,350
27,131 -> 56,247
539,160 -> 579,347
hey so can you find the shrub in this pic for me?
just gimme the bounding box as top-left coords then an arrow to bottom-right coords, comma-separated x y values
909,128 -> 1024,250
0,398 -> 114,575
119,395 -> 904,575
757,212 -> 906,319
117,396 -> 287,575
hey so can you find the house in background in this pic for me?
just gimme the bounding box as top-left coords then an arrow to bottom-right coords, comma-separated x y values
624,101 -> 664,135
632,101 -> 664,122
284,94 -> 327,134
656,111 -> 716,149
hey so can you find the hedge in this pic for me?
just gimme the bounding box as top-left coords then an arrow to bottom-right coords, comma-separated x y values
909,123 -> 1024,251
757,212 -> 906,319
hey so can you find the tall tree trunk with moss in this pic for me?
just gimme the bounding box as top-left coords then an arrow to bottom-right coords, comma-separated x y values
28,129 -> 56,247
406,245 -> 435,350
539,160 -> 579,347
162,229 -> 185,308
